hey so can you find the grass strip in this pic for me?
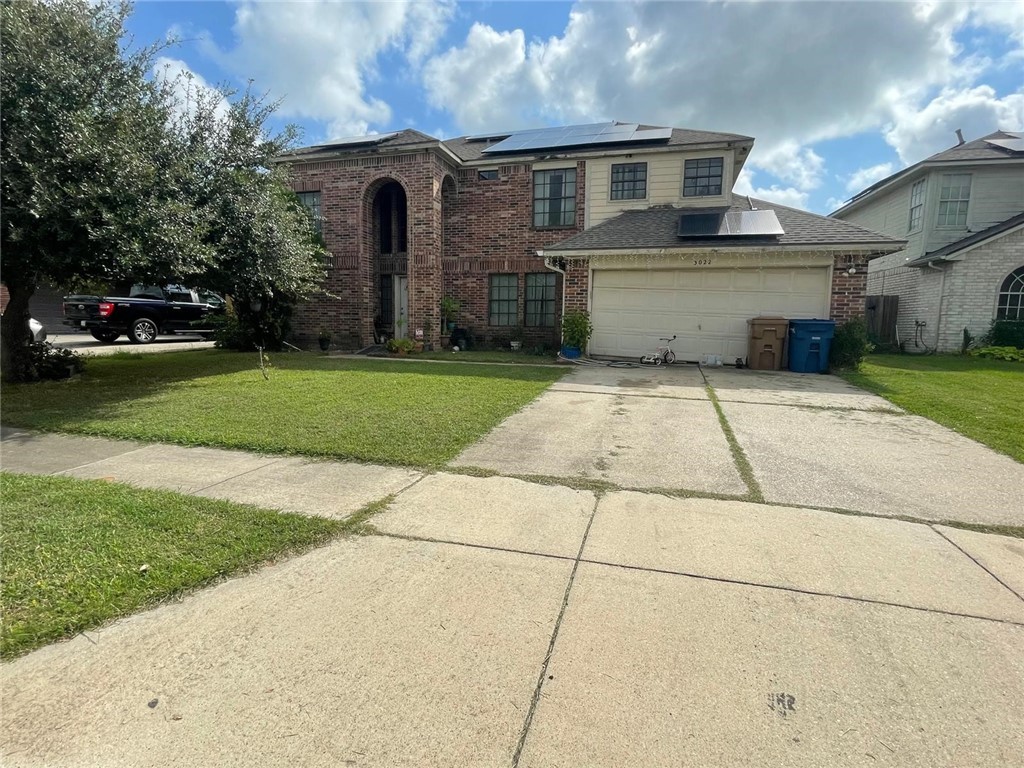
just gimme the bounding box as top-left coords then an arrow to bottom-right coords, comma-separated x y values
1,472 -> 344,658
1,350 -> 567,468
703,383 -> 764,503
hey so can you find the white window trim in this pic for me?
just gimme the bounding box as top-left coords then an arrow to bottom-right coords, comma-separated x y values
935,173 -> 972,229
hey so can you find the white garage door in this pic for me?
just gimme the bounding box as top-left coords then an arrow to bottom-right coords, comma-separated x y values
590,267 -> 830,362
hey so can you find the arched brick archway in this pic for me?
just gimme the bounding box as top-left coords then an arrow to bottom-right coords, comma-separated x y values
360,174 -> 413,345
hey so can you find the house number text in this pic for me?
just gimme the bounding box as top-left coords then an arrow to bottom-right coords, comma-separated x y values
693,258 -> 712,266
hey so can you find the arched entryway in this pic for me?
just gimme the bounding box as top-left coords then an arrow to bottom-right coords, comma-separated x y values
369,180 -> 409,341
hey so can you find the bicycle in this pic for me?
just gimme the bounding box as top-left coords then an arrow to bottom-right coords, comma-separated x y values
640,335 -> 677,365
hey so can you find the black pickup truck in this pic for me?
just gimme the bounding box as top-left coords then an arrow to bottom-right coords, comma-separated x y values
63,285 -> 225,344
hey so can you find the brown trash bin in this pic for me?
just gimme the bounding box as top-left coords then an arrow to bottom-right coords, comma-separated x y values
747,317 -> 789,370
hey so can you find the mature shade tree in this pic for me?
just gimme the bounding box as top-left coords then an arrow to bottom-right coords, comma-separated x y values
1,0 -> 325,379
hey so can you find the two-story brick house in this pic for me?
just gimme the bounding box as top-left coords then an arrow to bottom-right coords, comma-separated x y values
278,122 -> 902,362
833,130 -> 1024,352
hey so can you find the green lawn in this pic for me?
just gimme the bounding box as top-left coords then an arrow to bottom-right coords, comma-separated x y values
1,350 -> 565,466
843,354 -> 1024,463
1,472 -> 343,658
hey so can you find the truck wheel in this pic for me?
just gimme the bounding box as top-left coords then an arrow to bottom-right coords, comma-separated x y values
90,330 -> 120,344
129,318 -> 159,344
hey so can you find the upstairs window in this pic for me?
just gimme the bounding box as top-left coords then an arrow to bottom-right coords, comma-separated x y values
907,179 -> 925,232
936,174 -> 971,227
525,273 -> 556,327
683,157 -> 723,197
489,274 -> 518,326
478,169 -> 499,181
533,168 -> 577,228
997,266 -> 1024,320
610,162 -> 647,200
297,191 -> 323,234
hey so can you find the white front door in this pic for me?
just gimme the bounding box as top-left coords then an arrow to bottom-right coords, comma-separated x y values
590,267 -> 830,362
394,276 -> 409,339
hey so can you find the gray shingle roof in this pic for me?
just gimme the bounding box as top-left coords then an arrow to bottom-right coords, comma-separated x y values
545,197 -> 904,252
835,130 -> 1023,212
277,129 -> 439,159
442,126 -> 754,162
906,210 -> 1024,266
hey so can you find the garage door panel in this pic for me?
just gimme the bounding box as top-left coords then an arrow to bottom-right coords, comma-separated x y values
590,267 -> 830,361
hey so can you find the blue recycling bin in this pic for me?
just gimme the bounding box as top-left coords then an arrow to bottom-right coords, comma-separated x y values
787,319 -> 836,373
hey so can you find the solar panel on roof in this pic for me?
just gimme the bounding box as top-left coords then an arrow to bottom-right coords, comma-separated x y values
722,210 -> 785,236
481,121 -> 673,154
678,213 -> 723,237
677,209 -> 784,239
985,134 -> 1024,153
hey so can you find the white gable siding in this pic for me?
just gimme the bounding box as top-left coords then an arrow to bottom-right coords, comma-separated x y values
842,183 -> 926,260
585,150 -> 735,228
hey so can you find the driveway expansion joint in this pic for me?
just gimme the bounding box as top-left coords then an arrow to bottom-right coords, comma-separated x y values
512,495 -> 600,767
931,525 -> 1024,604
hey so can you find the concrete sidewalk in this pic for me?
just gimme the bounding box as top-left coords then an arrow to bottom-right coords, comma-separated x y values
3,427 -> 1023,766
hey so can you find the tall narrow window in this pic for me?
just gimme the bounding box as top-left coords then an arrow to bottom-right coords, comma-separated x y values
489,274 -> 518,326
610,162 -> 647,200
936,174 -> 971,227
997,266 -> 1024,320
297,191 -> 322,234
683,157 -> 723,197
533,169 -> 577,228
525,273 -> 556,327
907,179 -> 925,232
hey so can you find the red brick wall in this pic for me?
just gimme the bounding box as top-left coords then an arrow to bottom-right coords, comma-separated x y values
830,253 -> 870,324
286,151 -> 585,349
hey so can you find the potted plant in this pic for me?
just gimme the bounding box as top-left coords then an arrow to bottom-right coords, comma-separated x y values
440,297 -> 460,333
510,326 -> 525,351
560,311 -> 592,359
318,328 -> 332,351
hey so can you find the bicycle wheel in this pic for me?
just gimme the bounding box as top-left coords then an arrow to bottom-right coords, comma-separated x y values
664,350 -> 676,365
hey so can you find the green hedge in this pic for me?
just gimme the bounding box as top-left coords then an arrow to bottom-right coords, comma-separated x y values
982,320 -> 1024,349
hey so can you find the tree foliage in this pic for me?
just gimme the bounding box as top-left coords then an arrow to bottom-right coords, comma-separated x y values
1,0 -> 325,378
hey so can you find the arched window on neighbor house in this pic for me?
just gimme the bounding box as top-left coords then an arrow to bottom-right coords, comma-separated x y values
997,266 -> 1024,320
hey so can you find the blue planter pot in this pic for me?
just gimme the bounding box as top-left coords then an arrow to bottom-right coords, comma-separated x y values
560,345 -> 581,359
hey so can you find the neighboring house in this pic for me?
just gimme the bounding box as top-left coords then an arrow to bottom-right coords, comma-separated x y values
832,130 -> 1024,352
277,122 -> 902,361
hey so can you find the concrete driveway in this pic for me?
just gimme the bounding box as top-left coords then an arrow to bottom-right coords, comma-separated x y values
50,332 -> 215,356
3,364 -> 1023,766
456,363 -> 1024,526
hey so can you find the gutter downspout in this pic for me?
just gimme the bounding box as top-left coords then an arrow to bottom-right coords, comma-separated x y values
926,260 -> 946,350
540,249 -> 566,346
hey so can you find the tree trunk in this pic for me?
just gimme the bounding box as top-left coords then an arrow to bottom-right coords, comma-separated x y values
0,282 -> 35,381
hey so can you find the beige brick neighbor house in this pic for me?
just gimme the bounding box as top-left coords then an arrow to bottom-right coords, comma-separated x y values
833,130 -> 1024,352
277,122 -> 903,361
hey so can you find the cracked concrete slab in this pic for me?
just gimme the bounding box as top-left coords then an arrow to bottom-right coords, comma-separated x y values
584,492 -> 1024,622
1,536 -> 571,768
195,457 -> 422,519
374,472 -> 593,557
453,389 -> 745,494
0,430 -> 142,475
519,563 -> 1024,767
551,364 -> 707,400
59,443 -> 283,494
703,367 -> 900,410
935,526 -> 1024,601
722,402 -> 1024,526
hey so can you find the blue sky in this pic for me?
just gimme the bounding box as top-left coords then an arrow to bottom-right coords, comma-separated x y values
129,1 -> 1024,214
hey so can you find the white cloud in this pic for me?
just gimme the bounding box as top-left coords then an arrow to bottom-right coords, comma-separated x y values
153,56 -> 230,121
422,1 -> 1023,177
733,170 -> 809,210
845,162 -> 895,193
205,0 -> 454,139
883,85 -> 1024,164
